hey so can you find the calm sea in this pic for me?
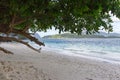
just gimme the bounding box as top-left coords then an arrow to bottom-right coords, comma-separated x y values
31,38 -> 120,63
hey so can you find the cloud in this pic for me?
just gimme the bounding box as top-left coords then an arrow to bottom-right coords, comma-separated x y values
37,28 -> 59,37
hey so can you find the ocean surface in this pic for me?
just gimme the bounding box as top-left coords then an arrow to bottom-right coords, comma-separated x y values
31,38 -> 120,63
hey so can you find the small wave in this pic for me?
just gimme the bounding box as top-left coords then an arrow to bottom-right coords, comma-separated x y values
90,51 -> 108,55
63,48 -> 84,52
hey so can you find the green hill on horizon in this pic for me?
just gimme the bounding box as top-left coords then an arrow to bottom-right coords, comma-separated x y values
43,32 -> 120,39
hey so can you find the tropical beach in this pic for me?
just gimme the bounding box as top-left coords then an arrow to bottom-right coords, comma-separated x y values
0,42 -> 120,80
0,1 -> 120,80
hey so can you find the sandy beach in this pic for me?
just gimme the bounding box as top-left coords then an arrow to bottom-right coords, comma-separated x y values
0,42 -> 120,80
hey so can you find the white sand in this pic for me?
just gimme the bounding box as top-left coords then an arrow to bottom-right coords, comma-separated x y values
0,42 -> 120,80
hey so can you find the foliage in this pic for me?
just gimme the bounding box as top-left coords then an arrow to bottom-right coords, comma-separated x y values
0,0 -> 120,33
0,0 -> 120,53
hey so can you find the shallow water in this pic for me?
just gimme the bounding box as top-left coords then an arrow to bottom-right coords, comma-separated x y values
31,38 -> 120,63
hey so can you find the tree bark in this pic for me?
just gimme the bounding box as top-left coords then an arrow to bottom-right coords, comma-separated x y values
0,26 -> 45,46
12,29 -> 45,46
0,23 -> 45,54
0,36 -> 41,53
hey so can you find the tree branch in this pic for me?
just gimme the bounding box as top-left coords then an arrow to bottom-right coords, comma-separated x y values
9,14 -> 16,30
13,19 -> 26,26
22,24 -> 31,32
0,36 -> 41,53
0,25 -> 45,47
9,15 -> 26,28
12,29 -> 45,46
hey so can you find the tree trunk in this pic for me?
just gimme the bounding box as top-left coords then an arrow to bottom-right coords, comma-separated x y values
0,23 -> 44,54
0,36 -> 41,53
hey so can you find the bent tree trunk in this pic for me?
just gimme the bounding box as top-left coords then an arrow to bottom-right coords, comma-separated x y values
0,36 -> 41,52
0,24 -> 45,54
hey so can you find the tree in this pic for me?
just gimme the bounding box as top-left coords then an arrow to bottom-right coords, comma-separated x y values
0,0 -> 120,54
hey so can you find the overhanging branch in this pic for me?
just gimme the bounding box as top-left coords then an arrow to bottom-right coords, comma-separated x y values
0,27 -> 45,47
12,29 -> 45,46
0,36 -> 41,53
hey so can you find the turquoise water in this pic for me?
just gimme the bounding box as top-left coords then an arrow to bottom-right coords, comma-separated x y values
31,38 -> 120,63
43,38 -> 120,52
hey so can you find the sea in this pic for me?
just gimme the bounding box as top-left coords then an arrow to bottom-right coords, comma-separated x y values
30,38 -> 120,63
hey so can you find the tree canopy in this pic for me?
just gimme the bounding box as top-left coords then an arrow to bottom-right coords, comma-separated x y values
0,0 -> 120,54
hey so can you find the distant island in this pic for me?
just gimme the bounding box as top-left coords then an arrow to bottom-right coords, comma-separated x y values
43,32 -> 120,38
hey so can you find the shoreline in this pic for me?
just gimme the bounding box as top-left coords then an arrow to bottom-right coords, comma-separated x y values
43,46 -> 120,64
0,42 -> 120,80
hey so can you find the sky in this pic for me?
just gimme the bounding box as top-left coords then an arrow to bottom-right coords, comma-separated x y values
110,16 -> 120,33
37,28 -> 59,37
38,16 -> 120,37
